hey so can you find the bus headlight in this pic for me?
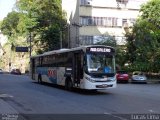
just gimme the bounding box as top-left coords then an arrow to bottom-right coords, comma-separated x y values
85,77 -> 95,83
109,77 -> 116,81
108,77 -> 116,81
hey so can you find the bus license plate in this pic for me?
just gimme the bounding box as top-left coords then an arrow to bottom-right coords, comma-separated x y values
96,84 -> 112,88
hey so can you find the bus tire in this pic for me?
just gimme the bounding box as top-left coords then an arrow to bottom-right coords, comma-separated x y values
65,78 -> 73,91
38,74 -> 42,84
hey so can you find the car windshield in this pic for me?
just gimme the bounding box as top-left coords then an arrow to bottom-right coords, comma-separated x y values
133,72 -> 144,76
86,54 -> 115,74
117,71 -> 127,74
133,73 -> 139,75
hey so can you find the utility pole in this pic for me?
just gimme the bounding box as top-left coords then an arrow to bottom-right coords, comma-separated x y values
60,30 -> 62,49
29,32 -> 32,57
68,25 -> 70,48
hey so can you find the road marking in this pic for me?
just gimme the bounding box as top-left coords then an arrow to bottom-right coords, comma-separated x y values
0,94 -> 13,98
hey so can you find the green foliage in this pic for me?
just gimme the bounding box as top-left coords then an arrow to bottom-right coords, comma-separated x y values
16,0 -> 67,52
115,46 -> 127,69
140,0 -> 160,30
0,0 -> 67,71
0,11 -> 20,36
125,0 -> 160,72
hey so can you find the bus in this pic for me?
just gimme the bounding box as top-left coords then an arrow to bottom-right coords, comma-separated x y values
30,45 -> 117,90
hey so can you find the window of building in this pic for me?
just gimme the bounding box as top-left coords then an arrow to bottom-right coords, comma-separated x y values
88,17 -> 92,25
112,18 -> 118,26
79,36 -> 93,45
122,19 -> 128,27
80,16 -> 118,27
79,35 -> 116,45
129,18 -> 136,25
116,0 -> 128,4
80,0 -> 92,6
80,0 -> 86,5
107,17 -> 113,27
80,17 -> 93,25
81,17 -> 87,25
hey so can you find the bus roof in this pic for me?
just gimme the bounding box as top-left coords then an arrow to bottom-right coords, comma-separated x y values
30,45 -> 114,58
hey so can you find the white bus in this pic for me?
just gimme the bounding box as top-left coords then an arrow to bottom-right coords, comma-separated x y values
30,45 -> 117,90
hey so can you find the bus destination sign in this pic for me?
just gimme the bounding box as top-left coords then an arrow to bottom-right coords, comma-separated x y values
89,47 -> 111,53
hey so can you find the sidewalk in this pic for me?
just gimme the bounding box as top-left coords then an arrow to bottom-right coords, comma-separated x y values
147,79 -> 160,84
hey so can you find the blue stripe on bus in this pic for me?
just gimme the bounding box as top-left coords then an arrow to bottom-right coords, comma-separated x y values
36,67 -> 57,84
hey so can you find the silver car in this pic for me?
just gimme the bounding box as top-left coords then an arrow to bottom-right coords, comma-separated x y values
131,71 -> 147,83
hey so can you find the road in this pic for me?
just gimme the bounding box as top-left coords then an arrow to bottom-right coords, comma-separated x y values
0,74 -> 160,120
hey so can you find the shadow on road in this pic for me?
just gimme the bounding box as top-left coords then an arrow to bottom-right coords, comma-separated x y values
32,82 -> 111,96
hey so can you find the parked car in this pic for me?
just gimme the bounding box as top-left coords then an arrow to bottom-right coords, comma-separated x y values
131,71 -> 147,83
10,69 -> 21,75
116,70 -> 129,83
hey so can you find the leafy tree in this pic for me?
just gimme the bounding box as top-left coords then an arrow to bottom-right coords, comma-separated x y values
0,11 -> 23,54
125,0 -> 160,72
0,0 -> 68,71
16,0 -> 67,53
1,11 -> 20,37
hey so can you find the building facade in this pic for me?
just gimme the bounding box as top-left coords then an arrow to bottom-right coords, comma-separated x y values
62,0 -> 148,48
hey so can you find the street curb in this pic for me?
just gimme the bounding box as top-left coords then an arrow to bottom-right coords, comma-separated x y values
128,79 -> 160,84
147,80 -> 160,84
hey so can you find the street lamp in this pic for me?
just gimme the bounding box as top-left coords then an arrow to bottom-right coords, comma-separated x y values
60,30 -> 62,49
29,32 -> 32,57
26,33 -> 32,57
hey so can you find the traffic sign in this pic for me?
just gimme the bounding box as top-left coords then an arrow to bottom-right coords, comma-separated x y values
16,47 -> 29,52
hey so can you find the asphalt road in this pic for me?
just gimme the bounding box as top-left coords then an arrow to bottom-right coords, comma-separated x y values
0,74 -> 160,120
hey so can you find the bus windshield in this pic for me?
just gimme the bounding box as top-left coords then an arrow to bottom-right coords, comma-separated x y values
86,53 -> 115,74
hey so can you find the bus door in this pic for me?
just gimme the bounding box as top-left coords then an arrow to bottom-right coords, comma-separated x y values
73,52 -> 83,86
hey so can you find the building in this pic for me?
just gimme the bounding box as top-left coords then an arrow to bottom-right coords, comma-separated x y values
62,0 -> 148,48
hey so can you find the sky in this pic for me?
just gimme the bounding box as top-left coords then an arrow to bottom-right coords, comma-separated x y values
0,0 -> 16,21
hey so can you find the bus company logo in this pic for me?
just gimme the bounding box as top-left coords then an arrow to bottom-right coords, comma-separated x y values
48,69 -> 57,78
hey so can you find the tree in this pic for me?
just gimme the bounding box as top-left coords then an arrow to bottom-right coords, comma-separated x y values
1,11 -> 20,37
0,0 -> 68,71
16,0 -> 68,53
125,0 -> 160,72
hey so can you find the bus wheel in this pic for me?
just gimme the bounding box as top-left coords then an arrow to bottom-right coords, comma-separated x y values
65,79 -> 73,91
38,75 -> 42,84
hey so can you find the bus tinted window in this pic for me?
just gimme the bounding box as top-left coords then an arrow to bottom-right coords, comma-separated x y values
87,54 -> 114,74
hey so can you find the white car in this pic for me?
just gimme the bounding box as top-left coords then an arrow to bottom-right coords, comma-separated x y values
131,71 -> 147,83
